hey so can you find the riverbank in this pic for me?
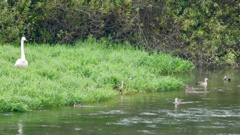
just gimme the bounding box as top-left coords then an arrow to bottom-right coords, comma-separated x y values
0,39 -> 194,112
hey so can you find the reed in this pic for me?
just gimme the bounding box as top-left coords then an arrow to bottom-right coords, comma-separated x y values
0,39 -> 194,112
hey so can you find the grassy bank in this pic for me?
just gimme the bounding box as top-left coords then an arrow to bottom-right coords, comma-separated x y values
0,39 -> 194,112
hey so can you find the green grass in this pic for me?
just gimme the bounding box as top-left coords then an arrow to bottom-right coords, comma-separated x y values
0,39 -> 194,112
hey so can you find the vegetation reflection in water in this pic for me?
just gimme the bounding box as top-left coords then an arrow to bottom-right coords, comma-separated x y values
0,69 -> 240,134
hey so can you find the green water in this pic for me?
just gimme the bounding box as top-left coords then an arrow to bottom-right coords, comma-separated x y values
1,69 -> 240,134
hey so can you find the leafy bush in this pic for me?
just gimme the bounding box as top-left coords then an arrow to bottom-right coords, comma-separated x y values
0,0 -> 239,67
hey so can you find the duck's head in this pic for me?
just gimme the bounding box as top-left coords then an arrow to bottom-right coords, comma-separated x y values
175,98 -> 179,102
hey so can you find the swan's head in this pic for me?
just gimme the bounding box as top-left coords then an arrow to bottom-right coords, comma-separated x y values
21,37 -> 27,41
205,78 -> 208,81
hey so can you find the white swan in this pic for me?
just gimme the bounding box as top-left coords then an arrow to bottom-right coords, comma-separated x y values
14,37 -> 28,68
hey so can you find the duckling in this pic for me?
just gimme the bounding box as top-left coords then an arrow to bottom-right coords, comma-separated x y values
196,78 -> 208,86
74,102 -> 84,108
185,84 -> 190,91
114,81 -> 124,92
185,85 -> 195,93
223,76 -> 231,81
173,98 -> 181,105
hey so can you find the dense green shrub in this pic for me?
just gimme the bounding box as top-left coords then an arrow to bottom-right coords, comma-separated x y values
0,0 -> 31,43
170,0 -> 240,67
0,0 -> 239,67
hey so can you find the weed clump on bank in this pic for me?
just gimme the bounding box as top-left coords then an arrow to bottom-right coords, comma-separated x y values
0,40 -> 194,112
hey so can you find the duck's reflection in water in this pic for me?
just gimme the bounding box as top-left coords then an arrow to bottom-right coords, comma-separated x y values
18,121 -> 23,135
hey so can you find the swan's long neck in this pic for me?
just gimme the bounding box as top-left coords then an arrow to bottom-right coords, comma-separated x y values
21,40 -> 25,60
121,81 -> 124,89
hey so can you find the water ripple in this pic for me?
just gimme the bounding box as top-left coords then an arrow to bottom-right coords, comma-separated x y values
137,130 -> 156,134
90,110 -> 126,115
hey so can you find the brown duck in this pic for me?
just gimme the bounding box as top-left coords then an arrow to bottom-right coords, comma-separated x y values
74,102 -> 84,108
185,84 -> 196,93
114,81 -> 124,92
196,78 -> 208,86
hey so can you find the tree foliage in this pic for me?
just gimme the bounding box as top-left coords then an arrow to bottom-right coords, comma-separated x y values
0,0 -> 239,67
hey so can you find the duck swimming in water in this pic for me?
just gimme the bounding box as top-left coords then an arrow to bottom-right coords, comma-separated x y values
223,76 -> 231,81
74,102 -> 84,108
185,85 -> 196,93
196,78 -> 208,86
173,98 -> 181,105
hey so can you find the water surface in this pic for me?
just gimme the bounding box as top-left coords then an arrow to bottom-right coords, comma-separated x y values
1,69 -> 240,134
